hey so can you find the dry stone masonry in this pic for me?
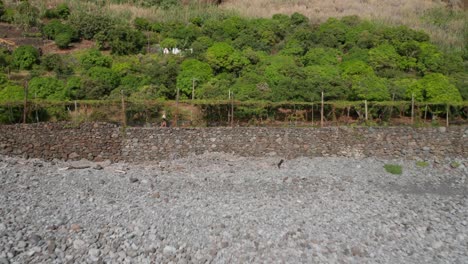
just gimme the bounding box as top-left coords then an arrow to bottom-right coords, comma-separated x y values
0,122 -> 466,162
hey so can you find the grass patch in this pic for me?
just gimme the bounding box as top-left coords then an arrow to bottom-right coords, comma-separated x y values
416,161 -> 429,167
450,161 -> 460,168
384,164 -> 403,175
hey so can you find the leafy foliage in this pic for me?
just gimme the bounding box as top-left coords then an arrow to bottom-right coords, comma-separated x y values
13,0 -> 39,29
12,45 -> 39,70
28,77 -> 68,100
108,26 -> 145,55
69,12 -> 115,40
177,59 -> 213,97
80,67 -> 120,99
0,84 -> 24,102
0,10 -> 465,107
80,50 -> 112,70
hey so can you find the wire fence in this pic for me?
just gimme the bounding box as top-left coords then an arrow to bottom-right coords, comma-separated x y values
0,99 -> 467,127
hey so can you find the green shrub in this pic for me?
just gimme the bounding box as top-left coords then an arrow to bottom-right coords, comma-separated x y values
42,20 -> 77,41
80,49 -> 112,70
108,26 -> 145,55
12,45 -> 39,70
0,48 -> 12,68
450,161 -> 460,168
28,77 -> 68,100
0,83 -> 24,102
416,161 -> 429,167
42,54 -> 62,71
1,7 -> 15,23
80,66 -> 120,99
44,4 -> 70,20
55,32 -> 72,49
69,12 -> 114,40
55,3 -> 70,19
0,0 -> 4,18
13,1 -> 39,29
134,17 -> 151,31
384,164 -> 403,175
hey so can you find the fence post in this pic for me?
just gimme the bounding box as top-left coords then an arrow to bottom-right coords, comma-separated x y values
228,90 -> 231,125
175,87 -> 179,127
121,90 -> 127,127
311,103 -> 313,125
424,104 -> 428,123
411,93 -> 415,125
231,91 -> 234,127
364,100 -> 368,121
23,81 -> 28,124
34,92 -> 39,123
446,104 -> 449,127
321,91 -> 324,127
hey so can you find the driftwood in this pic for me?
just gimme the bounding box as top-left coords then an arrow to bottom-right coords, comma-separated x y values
66,165 -> 91,170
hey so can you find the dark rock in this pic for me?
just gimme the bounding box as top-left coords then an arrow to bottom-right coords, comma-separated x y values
129,177 -> 139,183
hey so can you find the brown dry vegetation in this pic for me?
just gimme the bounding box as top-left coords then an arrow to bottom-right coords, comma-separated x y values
220,0 -> 466,51
12,0 -> 468,51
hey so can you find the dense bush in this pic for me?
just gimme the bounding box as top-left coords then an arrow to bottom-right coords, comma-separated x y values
12,45 -> 39,70
80,49 -> 112,70
80,67 -> 120,99
0,84 -> 24,102
54,32 -> 72,49
69,12 -> 114,40
108,26 -> 145,55
42,20 -> 77,40
0,48 -> 12,69
44,3 -> 70,19
28,77 -> 68,100
0,1 -> 4,18
1,12 -> 465,105
13,0 -> 39,29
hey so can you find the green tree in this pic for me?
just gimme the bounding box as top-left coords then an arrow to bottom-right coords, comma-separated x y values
450,72 -> 468,100
191,36 -> 214,54
28,77 -> 68,100
315,18 -> 347,48
66,76 -> 81,100
279,39 -> 305,56
302,48 -> 342,66
108,26 -> 145,55
80,67 -> 120,99
55,32 -> 72,49
176,59 -> 213,97
134,17 -> 151,31
416,42 -> 443,73
350,74 -> 390,101
304,65 -> 346,100
391,78 -> 418,100
368,44 -> 402,71
12,45 -> 39,70
408,73 -> 462,103
0,84 -> 24,102
341,60 -> 390,101
205,42 -> 248,73
80,49 -> 112,70
160,38 -> 178,49
69,12 -> 114,40
42,20 -> 78,42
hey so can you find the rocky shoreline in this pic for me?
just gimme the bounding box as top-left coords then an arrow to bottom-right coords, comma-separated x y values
0,154 -> 467,263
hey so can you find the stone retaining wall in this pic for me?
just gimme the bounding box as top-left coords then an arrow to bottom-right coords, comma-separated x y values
0,123 -> 466,162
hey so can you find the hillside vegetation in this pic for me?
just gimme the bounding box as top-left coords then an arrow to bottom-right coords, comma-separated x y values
19,0 -> 466,52
0,0 -> 466,108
